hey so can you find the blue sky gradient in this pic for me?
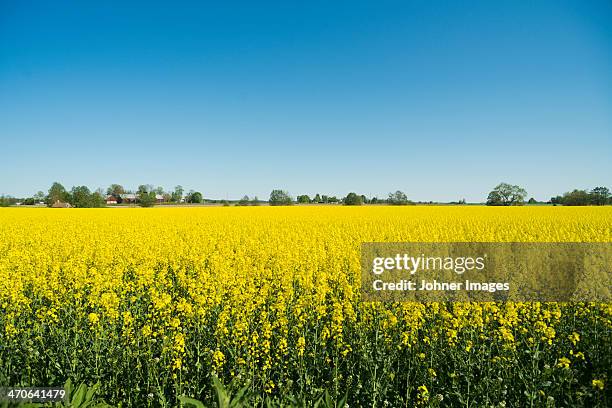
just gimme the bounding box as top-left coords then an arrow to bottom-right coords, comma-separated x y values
1,1 -> 610,201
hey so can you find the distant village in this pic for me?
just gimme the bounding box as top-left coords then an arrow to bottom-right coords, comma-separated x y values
104,193 -> 169,205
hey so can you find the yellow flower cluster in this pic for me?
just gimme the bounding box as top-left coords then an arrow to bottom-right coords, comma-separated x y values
0,206 -> 610,406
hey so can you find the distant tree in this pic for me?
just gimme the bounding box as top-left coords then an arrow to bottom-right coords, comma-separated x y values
69,186 -> 104,208
269,190 -> 293,206
222,200 -> 230,206
550,195 -> 563,205
90,191 -> 106,208
527,197 -> 537,204
34,191 -> 46,202
388,190 -> 410,205
154,186 -> 165,195
138,184 -> 154,194
321,195 -> 329,203
297,195 -> 311,204
561,189 -> 591,206
486,183 -> 527,206
344,192 -> 363,206
138,191 -> 156,207
313,193 -> 322,203
487,191 -> 502,205
23,197 -> 36,205
328,196 -> 339,203
47,182 -> 69,206
0,195 -> 13,207
238,195 -> 250,206
172,185 -> 184,203
106,184 -> 125,197
251,196 -> 260,206
371,197 -> 379,204
70,186 -> 93,208
186,191 -> 203,204
590,187 -> 610,206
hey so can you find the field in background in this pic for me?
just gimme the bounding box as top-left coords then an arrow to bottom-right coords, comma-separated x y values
0,207 -> 610,406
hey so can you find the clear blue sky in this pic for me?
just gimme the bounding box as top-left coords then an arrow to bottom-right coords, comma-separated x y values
1,1 -> 610,202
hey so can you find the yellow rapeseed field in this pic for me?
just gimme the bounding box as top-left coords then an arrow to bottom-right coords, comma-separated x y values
0,206 -> 610,406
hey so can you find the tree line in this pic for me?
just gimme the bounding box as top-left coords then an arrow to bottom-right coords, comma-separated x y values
273,184 -> 610,206
0,186 -> 418,207
1,182 -> 610,208
487,183 -> 612,206
269,190 -> 415,206
0,182 -> 205,208
485,183 -> 611,206
549,187 -> 611,206
106,184 -> 204,206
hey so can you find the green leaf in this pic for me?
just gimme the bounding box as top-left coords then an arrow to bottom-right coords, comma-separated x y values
72,383 -> 88,407
229,384 -> 250,407
212,375 -> 230,408
64,379 -> 74,400
178,395 -> 206,408
85,382 -> 101,403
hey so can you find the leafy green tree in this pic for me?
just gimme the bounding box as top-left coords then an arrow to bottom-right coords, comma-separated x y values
172,185 -> 184,203
90,191 -> 106,208
590,187 -> 610,205
34,191 -> 46,202
313,193 -> 322,203
251,196 -> 260,206
138,184 -> 154,194
486,183 -> 527,206
527,197 -> 537,204
70,186 -> 93,208
561,189 -> 591,206
47,182 -> 70,206
344,192 -> 363,206
487,191 -> 502,205
297,195 -> 311,204
388,190 -> 410,205
550,195 -> 563,205
106,184 -> 125,197
0,195 -> 13,207
269,190 -> 293,206
187,191 -> 203,203
138,191 -> 156,207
